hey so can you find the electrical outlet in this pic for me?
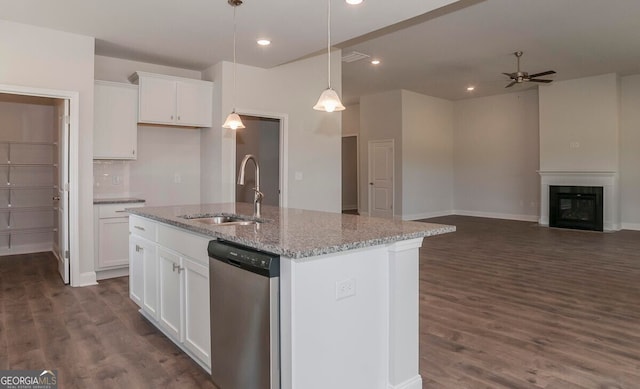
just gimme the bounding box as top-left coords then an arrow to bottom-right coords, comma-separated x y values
336,278 -> 356,300
570,141 -> 580,149
295,171 -> 303,181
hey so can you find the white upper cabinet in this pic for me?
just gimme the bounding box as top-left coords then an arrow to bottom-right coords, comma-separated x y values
129,72 -> 213,128
93,81 -> 138,160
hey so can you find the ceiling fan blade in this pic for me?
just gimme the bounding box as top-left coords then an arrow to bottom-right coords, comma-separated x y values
529,70 -> 556,78
502,72 -> 515,78
505,81 -> 517,88
529,79 -> 553,83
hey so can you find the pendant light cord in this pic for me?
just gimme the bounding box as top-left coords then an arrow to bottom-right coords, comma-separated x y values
233,5 -> 238,112
327,0 -> 331,89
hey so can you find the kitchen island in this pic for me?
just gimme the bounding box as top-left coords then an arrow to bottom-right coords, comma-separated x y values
127,203 -> 454,389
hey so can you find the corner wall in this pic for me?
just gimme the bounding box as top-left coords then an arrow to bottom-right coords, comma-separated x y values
453,90 -> 540,220
620,75 -> 640,229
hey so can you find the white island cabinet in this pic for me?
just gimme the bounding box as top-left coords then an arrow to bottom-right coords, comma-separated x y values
129,215 -> 211,371
128,204 -> 455,389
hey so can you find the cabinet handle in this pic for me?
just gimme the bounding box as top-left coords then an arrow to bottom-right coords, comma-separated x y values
115,210 -> 127,213
135,244 -> 143,252
134,225 -> 145,231
132,149 -> 135,155
170,115 -> 174,120
177,115 -> 181,121
172,263 -> 184,273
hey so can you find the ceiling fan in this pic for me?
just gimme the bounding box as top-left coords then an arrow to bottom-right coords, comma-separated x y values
503,51 -> 556,88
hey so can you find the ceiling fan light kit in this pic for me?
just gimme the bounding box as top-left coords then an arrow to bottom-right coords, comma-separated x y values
503,51 -> 556,88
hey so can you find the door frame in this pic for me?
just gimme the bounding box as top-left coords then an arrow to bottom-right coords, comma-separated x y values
0,83 -> 80,286
368,139 -> 395,218
233,108 -> 289,207
341,133 -> 359,212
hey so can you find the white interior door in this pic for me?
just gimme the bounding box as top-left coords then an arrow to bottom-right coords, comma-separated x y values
56,99 -> 70,284
368,140 -> 394,218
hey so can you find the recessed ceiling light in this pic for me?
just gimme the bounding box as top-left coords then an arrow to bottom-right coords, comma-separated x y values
466,86 -> 475,91
257,39 -> 271,46
371,59 -> 380,65
346,0 -> 364,4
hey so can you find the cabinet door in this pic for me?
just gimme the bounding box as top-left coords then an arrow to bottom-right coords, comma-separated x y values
93,81 -> 138,159
176,81 -> 213,127
129,235 -> 145,308
138,77 -> 176,124
183,256 -> 211,367
142,239 -> 159,319
158,248 -> 183,340
98,217 -> 130,268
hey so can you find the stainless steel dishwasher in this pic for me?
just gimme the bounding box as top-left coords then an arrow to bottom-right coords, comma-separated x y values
208,239 -> 280,389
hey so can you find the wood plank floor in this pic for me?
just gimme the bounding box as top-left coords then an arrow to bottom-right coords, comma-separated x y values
419,216 -> 640,389
0,251 -> 217,389
1,216 -> 639,388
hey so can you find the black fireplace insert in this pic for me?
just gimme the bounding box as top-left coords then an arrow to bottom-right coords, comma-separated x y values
549,185 -> 603,231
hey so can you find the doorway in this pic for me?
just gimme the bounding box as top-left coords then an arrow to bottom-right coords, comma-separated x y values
368,139 -> 394,219
0,85 -> 77,286
341,135 -> 358,212
235,115 -> 281,206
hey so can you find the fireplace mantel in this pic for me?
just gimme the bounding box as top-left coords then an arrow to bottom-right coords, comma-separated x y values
538,171 -> 620,231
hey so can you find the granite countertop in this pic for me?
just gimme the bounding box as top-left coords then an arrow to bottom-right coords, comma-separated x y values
127,203 -> 455,259
94,197 -> 146,205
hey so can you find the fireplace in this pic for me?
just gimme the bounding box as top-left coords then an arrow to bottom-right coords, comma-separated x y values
549,186 -> 603,231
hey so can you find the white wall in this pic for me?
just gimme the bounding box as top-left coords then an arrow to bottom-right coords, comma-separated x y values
94,55 -> 201,83
94,56 -> 203,207
359,90 -> 403,216
401,90 -> 454,220
453,90 -> 540,220
201,51 -> 343,213
0,20 -> 95,277
539,73 -> 619,172
620,75 -> 640,229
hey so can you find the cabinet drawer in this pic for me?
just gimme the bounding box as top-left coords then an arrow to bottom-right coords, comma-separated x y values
157,224 -> 209,264
130,215 -> 157,241
99,202 -> 145,218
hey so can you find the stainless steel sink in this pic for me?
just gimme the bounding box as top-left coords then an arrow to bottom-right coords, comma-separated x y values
179,214 -> 262,226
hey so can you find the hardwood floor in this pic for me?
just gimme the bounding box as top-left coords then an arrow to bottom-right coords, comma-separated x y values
419,215 -> 640,389
0,252 -> 216,389
1,217 -> 638,388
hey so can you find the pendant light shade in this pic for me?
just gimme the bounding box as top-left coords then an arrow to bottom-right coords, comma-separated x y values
222,0 -> 245,130
313,88 -> 345,112
222,111 -> 245,129
314,0 -> 345,112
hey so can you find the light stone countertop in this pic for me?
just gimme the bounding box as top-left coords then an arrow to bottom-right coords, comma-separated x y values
127,203 -> 456,259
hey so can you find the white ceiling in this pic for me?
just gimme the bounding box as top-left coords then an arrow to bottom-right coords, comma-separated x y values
3,0 -> 640,104
0,0 -> 457,69
341,0 -> 640,102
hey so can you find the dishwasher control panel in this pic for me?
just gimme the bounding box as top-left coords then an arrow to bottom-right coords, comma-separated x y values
208,239 -> 279,277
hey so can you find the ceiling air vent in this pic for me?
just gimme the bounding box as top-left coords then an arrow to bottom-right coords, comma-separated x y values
342,51 -> 370,63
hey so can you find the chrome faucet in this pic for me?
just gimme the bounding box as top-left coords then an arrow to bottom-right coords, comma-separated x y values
237,154 -> 264,218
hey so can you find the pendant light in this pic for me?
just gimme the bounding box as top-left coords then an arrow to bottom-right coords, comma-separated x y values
222,0 -> 246,129
313,0 -> 345,112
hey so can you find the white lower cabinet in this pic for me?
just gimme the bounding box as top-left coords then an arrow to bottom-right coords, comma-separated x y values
158,248 -> 183,340
129,216 -> 211,371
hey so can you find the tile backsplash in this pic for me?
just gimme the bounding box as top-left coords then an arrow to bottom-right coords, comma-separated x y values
93,160 -> 131,198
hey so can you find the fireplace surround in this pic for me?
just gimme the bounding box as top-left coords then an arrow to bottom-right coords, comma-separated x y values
538,171 -> 620,231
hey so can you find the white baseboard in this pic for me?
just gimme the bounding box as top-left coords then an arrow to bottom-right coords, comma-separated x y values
453,210 -> 539,222
76,271 -> 98,287
0,243 -> 53,257
622,222 -> 640,231
342,204 -> 358,211
402,210 -> 454,221
359,210 -> 370,217
388,375 -> 422,389
96,267 -> 129,281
